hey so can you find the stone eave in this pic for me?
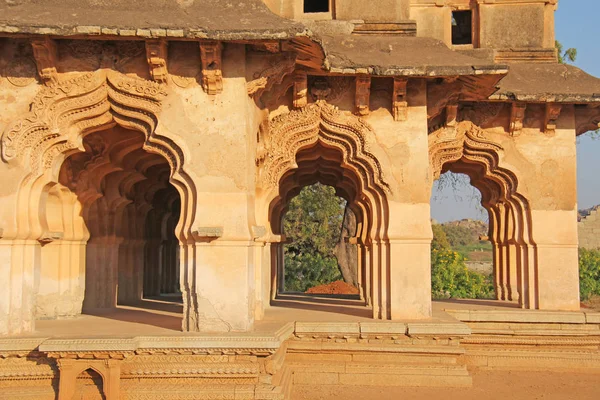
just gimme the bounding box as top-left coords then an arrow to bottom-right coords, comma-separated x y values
0,0 -> 306,41
491,63 -> 600,104
314,34 -> 509,78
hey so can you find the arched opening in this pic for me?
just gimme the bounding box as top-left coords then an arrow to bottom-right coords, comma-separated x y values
268,143 -> 378,317
430,171 -> 495,302
429,122 -> 536,309
281,182 -> 358,295
73,368 -> 105,400
258,102 -> 391,320
35,126 -> 183,323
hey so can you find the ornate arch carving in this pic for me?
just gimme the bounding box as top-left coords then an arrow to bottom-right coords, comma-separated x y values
258,101 -> 390,193
429,121 -> 503,180
0,69 -> 186,183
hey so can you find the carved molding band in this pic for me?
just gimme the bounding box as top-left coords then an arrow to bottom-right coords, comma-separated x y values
260,101 -> 389,193
1,69 -> 169,178
429,121 -> 505,182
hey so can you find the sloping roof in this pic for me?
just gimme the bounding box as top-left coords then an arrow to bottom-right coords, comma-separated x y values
0,0 -> 304,40
319,34 -> 506,76
492,63 -> 600,103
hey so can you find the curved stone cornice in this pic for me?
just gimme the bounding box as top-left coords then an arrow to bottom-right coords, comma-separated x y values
260,101 -> 390,194
1,70 -> 168,178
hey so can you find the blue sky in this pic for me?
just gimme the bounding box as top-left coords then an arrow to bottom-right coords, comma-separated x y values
431,0 -> 600,222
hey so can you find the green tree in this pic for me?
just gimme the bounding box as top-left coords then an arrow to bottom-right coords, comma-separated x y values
431,223 -> 450,251
556,40 -> 577,64
579,248 -> 600,301
283,183 -> 345,292
431,248 -> 494,300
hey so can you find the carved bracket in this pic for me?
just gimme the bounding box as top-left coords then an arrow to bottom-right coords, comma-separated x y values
192,227 -> 223,242
445,104 -> 459,128
200,41 -> 223,95
38,231 -> 64,245
293,70 -> 308,108
510,103 -> 527,136
355,75 -> 371,116
145,40 -> 168,83
31,38 -> 58,84
247,53 -> 296,98
544,103 -> 562,135
393,78 -> 408,121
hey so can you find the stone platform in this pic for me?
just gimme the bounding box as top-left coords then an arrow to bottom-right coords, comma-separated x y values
1,298 -> 599,399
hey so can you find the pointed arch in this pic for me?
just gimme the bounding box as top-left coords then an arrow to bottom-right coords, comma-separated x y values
258,101 -> 390,195
0,69 -> 197,334
428,121 -> 538,309
255,101 -> 392,320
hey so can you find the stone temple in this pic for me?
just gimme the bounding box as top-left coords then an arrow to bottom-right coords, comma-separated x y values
0,0 -> 599,399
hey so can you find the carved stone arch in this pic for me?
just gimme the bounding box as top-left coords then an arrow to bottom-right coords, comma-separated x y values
0,69 -> 195,241
0,69 -> 200,334
258,101 -> 390,195
428,121 -> 538,309
256,101 -> 394,320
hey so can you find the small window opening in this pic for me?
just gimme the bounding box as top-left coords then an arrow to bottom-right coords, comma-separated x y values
452,10 -> 473,45
304,0 -> 329,13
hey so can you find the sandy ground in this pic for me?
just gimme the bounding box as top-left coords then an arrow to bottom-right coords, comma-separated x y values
292,370 -> 600,400
583,295 -> 600,312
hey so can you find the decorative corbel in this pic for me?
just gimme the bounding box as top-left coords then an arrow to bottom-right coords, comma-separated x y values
38,231 -> 63,245
31,38 -> 58,84
145,39 -> 168,83
251,225 -> 268,242
355,75 -> 371,116
445,104 -> 459,128
247,53 -> 296,98
544,103 -> 562,135
510,102 -> 527,136
199,41 -> 223,95
192,227 -> 223,242
393,77 -> 408,121
293,70 -> 308,108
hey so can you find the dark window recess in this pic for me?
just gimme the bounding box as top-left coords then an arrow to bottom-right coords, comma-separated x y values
452,10 -> 473,45
304,0 -> 329,13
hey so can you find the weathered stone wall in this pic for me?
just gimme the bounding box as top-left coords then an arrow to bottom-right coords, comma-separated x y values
578,207 -> 600,249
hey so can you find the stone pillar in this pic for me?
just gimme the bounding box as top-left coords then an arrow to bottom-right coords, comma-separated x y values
0,239 -> 38,335
192,236 -> 255,332
532,209 -> 580,311
387,202 -> 432,320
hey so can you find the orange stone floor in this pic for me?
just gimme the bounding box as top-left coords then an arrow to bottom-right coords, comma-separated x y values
20,295 -> 523,339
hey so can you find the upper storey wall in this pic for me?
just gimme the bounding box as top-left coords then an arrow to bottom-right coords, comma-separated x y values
264,0 -> 556,50
263,0 -> 411,21
411,0 -> 555,49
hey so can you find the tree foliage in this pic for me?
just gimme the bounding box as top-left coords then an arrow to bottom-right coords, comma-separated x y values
431,248 -> 494,299
556,40 -> 577,64
431,222 -> 494,300
579,248 -> 600,301
283,183 -> 345,292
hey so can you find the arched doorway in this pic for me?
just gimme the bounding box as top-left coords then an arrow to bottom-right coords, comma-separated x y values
256,102 -> 391,319
36,127 -> 182,316
429,121 -> 536,309
1,69 -> 197,333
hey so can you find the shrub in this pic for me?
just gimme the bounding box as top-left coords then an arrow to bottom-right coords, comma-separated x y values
579,248 -> 600,301
431,248 -> 494,300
